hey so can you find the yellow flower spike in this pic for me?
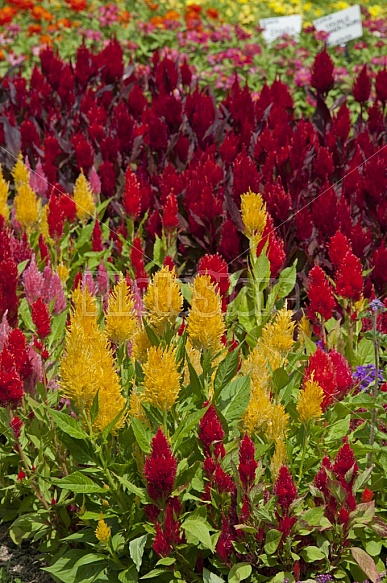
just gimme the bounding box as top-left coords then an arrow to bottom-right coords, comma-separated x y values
240,189 -> 267,245
297,378 -> 324,424
57,263 -> 70,284
0,165 -> 10,220
242,383 -> 272,434
129,386 -> 147,423
60,287 -> 126,434
39,205 -> 50,241
265,402 -> 289,443
270,439 -> 287,480
298,314 -> 312,344
105,278 -> 137,345
73,171 -> 95,223
187,274 -> 225,355
131,326 -> 152,362
95,513 -> 111,546
14,183 -> 41,232
142,345 -> 181,412
261,308 -> 295,359
12,153 -> 30,189
143,266 -> 183,333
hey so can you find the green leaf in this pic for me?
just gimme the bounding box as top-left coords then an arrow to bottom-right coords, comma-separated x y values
114,475 -> 147,502
129,535 -> 148,572
203,569 -> 225,583
186,355 -> 203,403
272,261 -> 297,299
214,348 -> 240,397
140,568 -> 167,579
326,416 -> 350,441
264,529 -> 282,554
353,464 -> 374,493
228,563 -> 252,583
272,368 -> 290,392
101,406 -> 126,442
172,406 -> 208,450
300,546 -> 326,562
253,251 -> 271,290
217,376 -> 250,422
156,557 -> 175,566
131,418 -> 152,454
49,409 -> 89,440
51,471 -> 106,493
181,518 -> 213,551
302,507 -> 325,527
118,566 -> 139,583
17,259 -> 29,276
90,390 -> 100,424
350,547 -> 380,583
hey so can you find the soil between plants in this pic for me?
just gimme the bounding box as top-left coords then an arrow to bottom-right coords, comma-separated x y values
0,525 -> 53,582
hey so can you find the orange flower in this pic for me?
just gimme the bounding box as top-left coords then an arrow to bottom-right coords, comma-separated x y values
47,24 -> 59,32
186,3 -> 202,14
164,10 -> 180,20
66,0 -> 87,12
28,23 -> 43,35
0,6 -> 16,24
32,6 -> 53,21
150,15 -> 164,27
39,35 -> 53,46
118,10 -> 130,23
57,18 -> 72,27
147,2 -> 159,11
7,0 -> 33,9
206,8 -> 219,19
0,49 -> 4,61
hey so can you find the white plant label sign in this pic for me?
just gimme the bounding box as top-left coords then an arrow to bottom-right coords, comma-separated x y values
313,5 -> 363,47
259,15 -> 302,43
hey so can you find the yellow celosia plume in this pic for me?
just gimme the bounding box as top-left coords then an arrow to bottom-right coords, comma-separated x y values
73,171 -> 95,223
143,266 -> 183,333
105,278 -> 137,345
187,274 -> 225,354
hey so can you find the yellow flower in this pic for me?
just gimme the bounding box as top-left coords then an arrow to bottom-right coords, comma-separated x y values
240,189 -> 267,245
0,165 -> 10,220
95,514 -> 111,545
39,205 -> 50,241
60,287 -> 126,433
143,266 -> 183,332
129,386 -> 147,423
261,308 -> 295,359
12,153 -> 29,188
187,275 -> 225,354
142,345 -> 181,411
74,171 -> 95,223
242,383 -> 272,434
57,263 -> 70,284
265,402 -> 289,442
183,340 -> 202,385
298,314 -> 312,344
270,439 -> 287,480
132,326 -> 152,362
297,378 -> 324,424
14,183 -> 41,232
105,278 -> 137,344
369,5 -> 383,18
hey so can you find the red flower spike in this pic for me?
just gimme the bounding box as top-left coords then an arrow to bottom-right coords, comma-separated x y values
123,168 -> 141,220
353,65 -> 371,104
199,405 -> 225,458
198,254 -> 230,298
17,470 -> 26,482
10,416 -> 23,439
311,49 -> 334,95
304,348 -> 338,411
216,516 -> 234,564
7,329 -> 32,379
0,349 -> 24,407
328,350 -> 353,400
328,231 -> 352,267
332,443 -> 358,485
335,252 -> 363,301
152,523 -> 171,557
214,465 -> 235,494
274,466 -> 297,513
307,265 -> 335,321
31,299 -> 51,339
91,220 -> 103,252
144,429 -> 177,502
338,508 -> 350,525
238,435 -> 257,489
362,488 -> 374,503
162,193 -> 179,231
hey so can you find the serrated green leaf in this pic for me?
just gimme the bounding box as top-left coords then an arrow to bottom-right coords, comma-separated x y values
49,409 -> 89,440
129,534 -> 147,572
51,471 -> 105,493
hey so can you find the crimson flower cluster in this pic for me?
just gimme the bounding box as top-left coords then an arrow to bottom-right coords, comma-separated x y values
273,466 -> 298,539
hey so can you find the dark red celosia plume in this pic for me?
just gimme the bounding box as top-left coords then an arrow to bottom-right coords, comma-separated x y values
31,298 -> 51,339
144,428 -> 177,502
10,416 -> 23,438
353,65 -> 371,104
91,220 -> 103,252
162,193 -> 179,231
328,231 -> 352,268
328,350 -> 353,400
0,258 -> 19,327
216,516 -> 235,564
122,168 -> 141,220
238,435 -> 257,489
274,466 -> 297,513
198,404 -> 225,458
307,265 -> 335,321
334,252 -> 363,301
198,253 -> 230,300
0,349 -> 24,407
375,68 -> 387,104
311,49 -> 334,95
214,465 -> 235,494
152,523 -> 171,557
7,329 -> 32,379
332,442 -> 358,486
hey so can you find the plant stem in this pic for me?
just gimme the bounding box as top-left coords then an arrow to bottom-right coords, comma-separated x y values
367,310 -> 380,467
297,428 -> 310,487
